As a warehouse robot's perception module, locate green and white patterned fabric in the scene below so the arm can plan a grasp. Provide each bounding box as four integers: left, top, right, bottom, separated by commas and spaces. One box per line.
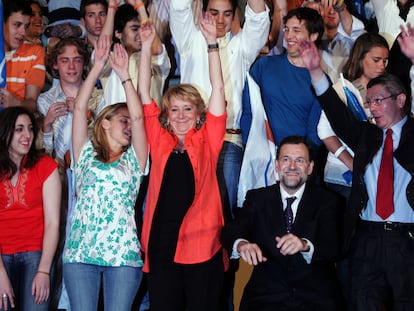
64, 141, 148, 267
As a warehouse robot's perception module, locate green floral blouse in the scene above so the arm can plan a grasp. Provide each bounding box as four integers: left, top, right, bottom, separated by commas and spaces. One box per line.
64, 141, 148, 267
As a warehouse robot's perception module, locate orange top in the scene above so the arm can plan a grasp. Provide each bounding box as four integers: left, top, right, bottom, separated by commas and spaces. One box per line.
6, 43, 45, 99
141, 100, 227, 272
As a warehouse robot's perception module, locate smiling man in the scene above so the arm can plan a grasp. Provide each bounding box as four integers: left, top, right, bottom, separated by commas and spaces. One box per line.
241, 7, 324, 167
222, 135, 345, 311
1, 0, 45, 112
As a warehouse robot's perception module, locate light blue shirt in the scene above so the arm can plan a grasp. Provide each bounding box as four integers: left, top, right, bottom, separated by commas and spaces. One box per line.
361, 116, 414, 222
312, 75, 413, 222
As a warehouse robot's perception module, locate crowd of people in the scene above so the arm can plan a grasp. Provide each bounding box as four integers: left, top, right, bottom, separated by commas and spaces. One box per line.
1, 0, 414, 310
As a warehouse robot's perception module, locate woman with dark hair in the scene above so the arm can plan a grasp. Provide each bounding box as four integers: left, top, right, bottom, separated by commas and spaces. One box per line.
62, 36, 148, 311
0, 107, 61, 311
138, 16, 227, 311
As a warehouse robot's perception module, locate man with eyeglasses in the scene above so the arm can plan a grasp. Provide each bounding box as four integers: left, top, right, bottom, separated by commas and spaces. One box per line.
301, 38, 414, 310
222, 135, 345, 311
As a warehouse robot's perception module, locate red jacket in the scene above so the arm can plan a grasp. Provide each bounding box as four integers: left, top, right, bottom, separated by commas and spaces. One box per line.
141, 101, 227, 272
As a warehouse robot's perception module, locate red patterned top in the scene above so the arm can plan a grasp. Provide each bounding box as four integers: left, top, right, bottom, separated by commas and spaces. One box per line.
0, 156, 57, 254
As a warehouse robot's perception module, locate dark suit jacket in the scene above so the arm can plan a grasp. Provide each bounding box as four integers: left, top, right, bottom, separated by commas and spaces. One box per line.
222, 183, 344, 311
317, 85, 414, 249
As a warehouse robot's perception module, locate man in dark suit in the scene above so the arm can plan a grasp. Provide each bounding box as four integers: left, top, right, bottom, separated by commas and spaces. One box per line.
222, 136, 344, 311
301, 38, 414, 310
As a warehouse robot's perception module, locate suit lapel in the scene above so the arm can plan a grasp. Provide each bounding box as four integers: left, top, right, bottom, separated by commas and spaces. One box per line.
265, 183, 287, 236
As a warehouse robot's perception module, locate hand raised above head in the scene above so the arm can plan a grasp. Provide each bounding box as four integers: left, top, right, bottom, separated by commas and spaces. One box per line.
199, 11, 217, 44
398, 23, 414, 64
94, 35, 111, 67
139, 21, 156, 50
110, 44, 130, 80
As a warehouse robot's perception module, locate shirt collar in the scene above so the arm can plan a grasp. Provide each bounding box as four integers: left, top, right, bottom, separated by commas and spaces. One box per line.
385, 115, 407, 146
280, 182, 306, 205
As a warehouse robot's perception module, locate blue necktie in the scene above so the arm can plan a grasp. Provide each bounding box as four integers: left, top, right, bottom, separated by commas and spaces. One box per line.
285, 197, 296, 233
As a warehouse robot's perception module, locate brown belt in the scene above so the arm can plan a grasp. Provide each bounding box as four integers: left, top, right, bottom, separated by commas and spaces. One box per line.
226, 129, 241, 134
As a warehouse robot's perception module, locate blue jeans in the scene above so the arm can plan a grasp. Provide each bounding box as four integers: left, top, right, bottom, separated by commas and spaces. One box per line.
63, 263, 142, 311
217, 141, 243, 221
1, 251, 50, 311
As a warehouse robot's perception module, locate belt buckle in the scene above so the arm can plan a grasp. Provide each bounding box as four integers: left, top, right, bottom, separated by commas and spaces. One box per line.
384, 221, 394, 231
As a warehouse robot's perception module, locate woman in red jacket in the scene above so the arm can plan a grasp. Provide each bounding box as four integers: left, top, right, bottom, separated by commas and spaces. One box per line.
138, 16, 227, 311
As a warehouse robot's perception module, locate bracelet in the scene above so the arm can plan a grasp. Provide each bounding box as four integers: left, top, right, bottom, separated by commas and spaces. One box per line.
108, 4, 118, 11
208, 48, 219, 53
134, 1, 145, 10
37, 270, 50, 276
121, 78, 132, 85
207, 43, 219, 52
334, 145, 346, 158
140, 18, 151, 26
334, 0, 345, 11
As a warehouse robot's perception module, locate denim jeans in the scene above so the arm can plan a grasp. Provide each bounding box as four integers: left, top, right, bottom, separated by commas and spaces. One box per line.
217, 141, 243, 222
63, 262, 142, 311
1, 251, 50, 311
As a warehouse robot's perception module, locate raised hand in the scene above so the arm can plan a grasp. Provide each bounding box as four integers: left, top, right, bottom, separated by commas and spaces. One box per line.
299, 40, 325, 82
199, 11, 217, 45
139, 21, 156, 51
110, 43, 130, 81
94, 35, 111, 69
398, 23, 414, 64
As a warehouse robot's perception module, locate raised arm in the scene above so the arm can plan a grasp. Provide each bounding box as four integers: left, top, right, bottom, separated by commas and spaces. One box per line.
110, 43, 148, 171
300, 40, 325, 83
398, 23, 414, 115
127, 0, 163, 55
138, 22, 156, 105
100, 0, 121, 42
247, 0, 266, 13
398, 23, 414, 64
72, 36, 110, 164
199, 13, 225, 116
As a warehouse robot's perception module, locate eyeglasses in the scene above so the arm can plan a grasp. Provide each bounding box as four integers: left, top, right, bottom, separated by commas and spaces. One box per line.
279, 156, 307, 166
365, 94, 397, 107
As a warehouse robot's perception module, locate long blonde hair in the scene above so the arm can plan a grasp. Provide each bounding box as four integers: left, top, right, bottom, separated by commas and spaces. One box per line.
92, 103, 128, 162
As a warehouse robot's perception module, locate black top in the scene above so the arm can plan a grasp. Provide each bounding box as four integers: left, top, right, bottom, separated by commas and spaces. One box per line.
148, 150, 195, 266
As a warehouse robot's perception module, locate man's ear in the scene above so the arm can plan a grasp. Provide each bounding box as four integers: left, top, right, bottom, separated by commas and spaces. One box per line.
307, 160, 314, 176
310, 32, 319, 42
396, 93, 407, 109
114, 30, 122, 41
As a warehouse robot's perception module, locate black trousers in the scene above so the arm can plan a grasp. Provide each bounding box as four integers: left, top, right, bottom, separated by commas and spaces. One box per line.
147, 250, 224, 311
349, 220, 414, 311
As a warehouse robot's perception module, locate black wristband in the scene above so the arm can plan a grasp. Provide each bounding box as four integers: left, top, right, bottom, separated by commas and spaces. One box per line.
207, 43, 219, 51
